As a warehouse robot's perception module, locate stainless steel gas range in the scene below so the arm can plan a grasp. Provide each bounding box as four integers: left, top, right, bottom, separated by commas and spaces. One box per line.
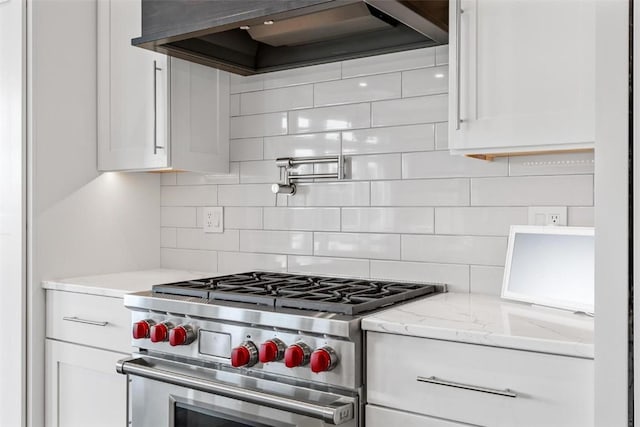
117, 272, 444, 427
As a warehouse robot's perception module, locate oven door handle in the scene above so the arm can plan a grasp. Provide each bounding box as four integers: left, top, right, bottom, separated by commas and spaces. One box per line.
116, 357, 354, 425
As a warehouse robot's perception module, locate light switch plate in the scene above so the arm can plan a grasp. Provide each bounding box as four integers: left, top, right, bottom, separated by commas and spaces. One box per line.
203, 207, 223, 233
528, 206, 567, 226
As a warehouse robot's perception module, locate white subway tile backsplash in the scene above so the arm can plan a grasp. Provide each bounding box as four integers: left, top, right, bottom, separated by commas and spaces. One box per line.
264, 132, 340, 159
434, 122, 449, 150
224, 207, 263, 229
508, 151, 595, 176
371, 179, 469, 206
342, 48, 436, 78
568, 207, 595, 227
471, 175, 593, 206
435, 45, 449, 65
470, 265, 505, 295
240, 230, 313, 255
161, 46, 594, 297
263, 208, 340, 231
263, 62, 341, 89
342, 124, 434, 155
314, 73, 401, 107
342, 207, 434, 234
230, 74, 264, 94
435, 207, 528, 236
161, 172, 177, 186
218, 184, 277, 206
314, 232, 400, 260
230, 112, 288, 139
289, 103, 370, 134
230, 94, 240, 116
161, 185, 217, 206
289, 182, 370, 207
230, 138, 263, 162
403, 151, 508, 179
240, 85, 313, 115
218, 251, 287, 273
349, 154, 401, 180
161, 248, 217, 272
176, 228, 239, 251
196, 163, 241, 185
161, 207, 197, 227
402, 66, 448, 97
372, 95, 448, 127
240, 160, 280, 184
402, 235, 507, 266
288, 256, 369, 278
370, 260, 469, 293
161, 228, 177, 248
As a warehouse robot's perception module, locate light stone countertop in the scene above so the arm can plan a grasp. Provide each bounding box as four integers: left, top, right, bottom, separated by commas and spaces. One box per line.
362, 292, 594, 359
42, 268, 215, 298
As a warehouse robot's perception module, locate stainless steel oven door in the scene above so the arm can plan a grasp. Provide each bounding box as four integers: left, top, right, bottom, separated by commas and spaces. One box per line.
117, 355, 358, 427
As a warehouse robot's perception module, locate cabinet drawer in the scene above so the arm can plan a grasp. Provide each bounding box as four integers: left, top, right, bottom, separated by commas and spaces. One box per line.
366, 405, 466, 427
367, 332, 593, 427
46, 290, 131, 353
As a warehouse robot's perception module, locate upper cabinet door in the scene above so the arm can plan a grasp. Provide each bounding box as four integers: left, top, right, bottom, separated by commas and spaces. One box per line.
448, 0, 595, 155
98, 0, 169, 171
170, 58, 230, 174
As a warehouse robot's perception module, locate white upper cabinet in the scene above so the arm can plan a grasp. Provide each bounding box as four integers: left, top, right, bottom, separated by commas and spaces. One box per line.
448, 0, 595, 156
98, 0, 229, 173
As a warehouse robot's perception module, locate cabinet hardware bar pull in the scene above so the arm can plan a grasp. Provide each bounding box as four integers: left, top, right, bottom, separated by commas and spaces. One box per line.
417, 376, 517, 398
117, 357, 354, 425
63, 316, 109, 327
455, 0, 463, 130
153, 60, 164, 154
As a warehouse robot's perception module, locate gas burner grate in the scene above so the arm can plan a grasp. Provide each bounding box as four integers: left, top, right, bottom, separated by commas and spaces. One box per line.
152, 272, 441, 315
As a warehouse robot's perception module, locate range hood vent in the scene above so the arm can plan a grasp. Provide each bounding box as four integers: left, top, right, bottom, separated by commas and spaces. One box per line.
132, 0, 449, 76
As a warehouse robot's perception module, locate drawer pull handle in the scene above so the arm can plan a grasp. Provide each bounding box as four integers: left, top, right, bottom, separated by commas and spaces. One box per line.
416, 376, 517, 398
63, 316, 109, 327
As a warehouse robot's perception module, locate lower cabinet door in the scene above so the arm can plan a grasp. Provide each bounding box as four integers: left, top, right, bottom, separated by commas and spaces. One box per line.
46, 340, 128, 427
366, 405, 467, 427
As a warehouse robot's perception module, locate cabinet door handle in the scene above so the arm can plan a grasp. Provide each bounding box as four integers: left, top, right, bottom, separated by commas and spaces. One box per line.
455, 0, 463, 130
153, 60, 164, 155
417, 376, 517, 398
63, 316, 109, 327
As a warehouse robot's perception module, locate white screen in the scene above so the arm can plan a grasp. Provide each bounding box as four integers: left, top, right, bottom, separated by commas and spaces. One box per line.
504, 230, 594, 312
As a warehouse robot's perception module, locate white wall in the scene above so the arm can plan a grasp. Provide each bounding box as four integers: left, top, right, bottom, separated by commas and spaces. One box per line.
160, 46, 595, 293
0, 0, 26, 425
594, 0, 630, 425
27, 0, 160, 425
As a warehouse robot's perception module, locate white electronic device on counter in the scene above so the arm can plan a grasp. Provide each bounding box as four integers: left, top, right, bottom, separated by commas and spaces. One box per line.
501, 225, 595, 314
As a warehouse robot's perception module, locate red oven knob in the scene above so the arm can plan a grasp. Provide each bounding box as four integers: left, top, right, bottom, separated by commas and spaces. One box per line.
169, 325, 196, 347
259, 338, 286, 363
310, 347, 339, 373
284, 342, 311, 368
150, 322, 173, 343
132, 319, 155, 339
231, 341, 258, 367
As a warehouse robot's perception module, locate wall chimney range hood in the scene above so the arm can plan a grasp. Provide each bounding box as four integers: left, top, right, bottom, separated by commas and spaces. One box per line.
132, 0, 449, 76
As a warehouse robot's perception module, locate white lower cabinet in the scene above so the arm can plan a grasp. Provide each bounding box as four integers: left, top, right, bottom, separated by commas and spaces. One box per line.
366, 405, 467, 427
45, 290, 130, 427
45, 340, 128, 427
366, 332, 594, 427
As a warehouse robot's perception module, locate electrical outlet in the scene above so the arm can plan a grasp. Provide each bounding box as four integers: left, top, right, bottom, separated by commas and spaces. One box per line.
528, 207, 567, 226
203, 207, 223, 233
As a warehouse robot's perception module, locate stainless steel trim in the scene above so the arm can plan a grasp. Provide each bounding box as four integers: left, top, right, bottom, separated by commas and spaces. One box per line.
117, 357, 355, 425
289, 173, 339, 180
153, 60, 164, 154
62, 316, 108, 327
455, 0, 463, 131
416, 376, 517, 398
